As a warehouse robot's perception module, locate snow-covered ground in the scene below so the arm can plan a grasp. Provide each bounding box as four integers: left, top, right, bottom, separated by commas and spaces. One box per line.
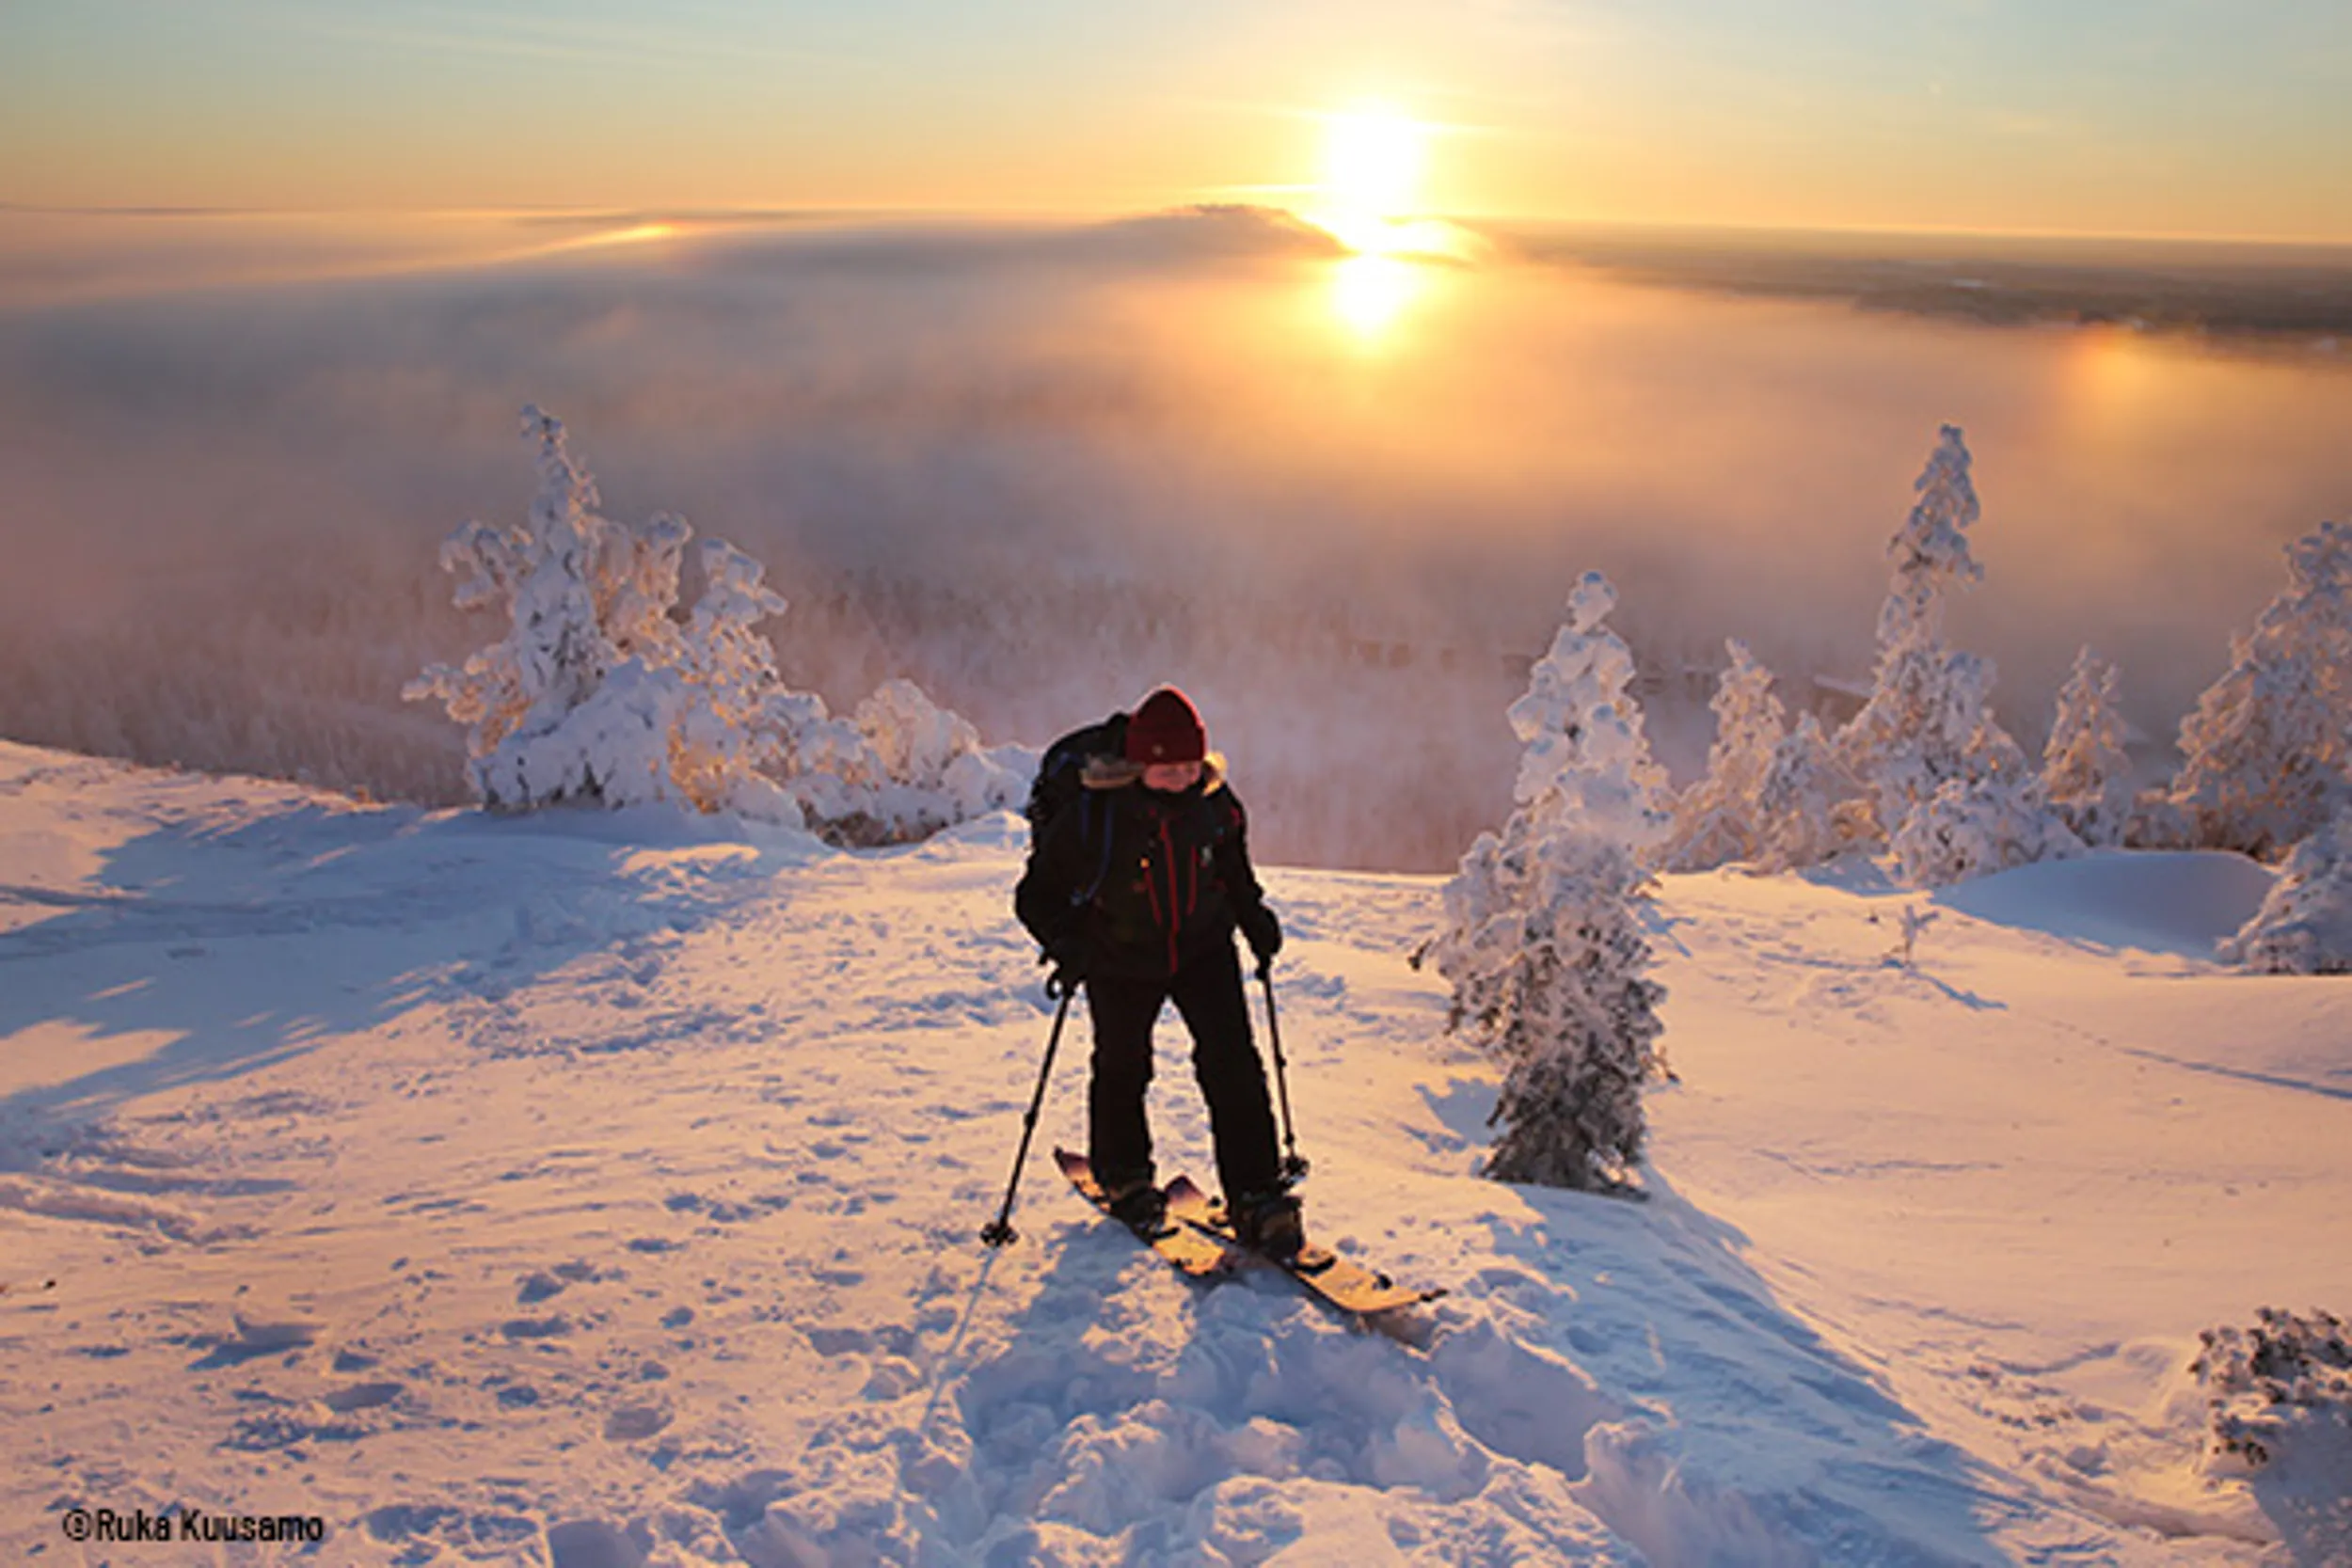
2, 738, 2344, 1566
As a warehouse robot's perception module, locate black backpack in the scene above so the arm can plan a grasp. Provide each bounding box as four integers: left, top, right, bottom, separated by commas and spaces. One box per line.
1025, 711, 1126, 840
1026, 711, 1128, 906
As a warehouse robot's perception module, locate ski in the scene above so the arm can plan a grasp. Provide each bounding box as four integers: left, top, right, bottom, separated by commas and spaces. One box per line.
1055, 1148, 1239, 1280
1162, 1181, 1445, 1318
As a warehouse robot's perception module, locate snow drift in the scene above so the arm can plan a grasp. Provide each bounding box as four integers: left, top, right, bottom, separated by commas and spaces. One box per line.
2, 740, 2344, 1565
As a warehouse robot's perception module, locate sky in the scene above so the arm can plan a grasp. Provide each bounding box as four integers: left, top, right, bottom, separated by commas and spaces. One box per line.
4, 0, 2349, 240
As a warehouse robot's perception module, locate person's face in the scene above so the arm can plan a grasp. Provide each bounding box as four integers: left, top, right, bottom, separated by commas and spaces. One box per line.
1141, 760, 1202, 793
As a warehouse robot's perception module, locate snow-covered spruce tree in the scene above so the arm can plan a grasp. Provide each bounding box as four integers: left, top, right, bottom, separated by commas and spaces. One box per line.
1423, 572, 1671, 1191
1890, 732, 2084, 887
1837, 425, 2076, 886
1661, 639, 1787, 872
2042, 645, 2135, 847
1840, 424, 2000, 839
2170, 520, 2352, 859
2221, 811, 2352, 974
1751, 712, 1849, 874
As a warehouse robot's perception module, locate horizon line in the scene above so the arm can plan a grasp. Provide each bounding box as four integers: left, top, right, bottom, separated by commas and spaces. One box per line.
8, 198, 2352, 253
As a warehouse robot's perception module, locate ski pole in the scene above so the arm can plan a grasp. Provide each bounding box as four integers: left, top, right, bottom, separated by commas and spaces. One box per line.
980, 979, 1076, 1248
1258, 960, 1310, 1186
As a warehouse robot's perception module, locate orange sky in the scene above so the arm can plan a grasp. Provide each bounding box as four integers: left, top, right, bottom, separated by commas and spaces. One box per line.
4, 1, 2349, 242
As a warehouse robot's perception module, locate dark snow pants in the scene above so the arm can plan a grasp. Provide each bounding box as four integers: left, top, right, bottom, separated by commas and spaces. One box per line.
1085, 937, 1281, 1203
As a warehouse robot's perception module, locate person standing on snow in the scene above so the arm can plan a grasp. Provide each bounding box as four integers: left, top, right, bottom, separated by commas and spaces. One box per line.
1014, 687, 1301, 1256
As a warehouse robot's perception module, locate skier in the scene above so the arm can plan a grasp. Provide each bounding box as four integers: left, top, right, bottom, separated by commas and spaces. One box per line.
1014, 687, 1301, 1256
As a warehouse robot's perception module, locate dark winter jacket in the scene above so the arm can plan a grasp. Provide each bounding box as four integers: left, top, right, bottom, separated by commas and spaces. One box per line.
1015, 754, 1272, 981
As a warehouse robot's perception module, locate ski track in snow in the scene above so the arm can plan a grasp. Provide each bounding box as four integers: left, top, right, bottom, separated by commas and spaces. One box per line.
1, 741, 2345, 1565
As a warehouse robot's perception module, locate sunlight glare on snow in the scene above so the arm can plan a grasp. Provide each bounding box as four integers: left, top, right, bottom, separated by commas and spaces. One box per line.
0, 1020, 184, 1099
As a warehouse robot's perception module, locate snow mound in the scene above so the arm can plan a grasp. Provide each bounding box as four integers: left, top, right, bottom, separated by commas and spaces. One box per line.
1933, 848, 2274, 957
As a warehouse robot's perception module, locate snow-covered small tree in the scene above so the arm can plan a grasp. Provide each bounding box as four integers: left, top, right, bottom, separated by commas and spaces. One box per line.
2170, 520, 2352, 859
668, 540, 806, 817
1422, 572, 1671, 1191
406, 405, 646, 809
1829, 425, 2075, 886
1890, 761, 2085, 887
1750, 712, 1850, 874
2221, 812, 2352, 974
2042, 645, 2135, 847
856, 679, 1028, 824
2193, 1307, 2352, 1475
1841, 425, 2008, 840
469, 657, 687, 812
1661, 639, 1787, 872
408, 405, 1023, 839
781, 678, 1028, 843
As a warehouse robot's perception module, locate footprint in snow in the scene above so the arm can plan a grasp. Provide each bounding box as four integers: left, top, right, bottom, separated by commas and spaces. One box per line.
517, 1272, 567, 1305
186, 1313, 321, 1370
602, 1403, 672, 1441
500, 1313, 573, 1339
547, 1517, 650, 1568
222, 1407, 366, 1450
861, 1357, 921, 1400
516, 1259, 623, 1303
366, 1505, 538, 1552
322, 1380, 405, 1413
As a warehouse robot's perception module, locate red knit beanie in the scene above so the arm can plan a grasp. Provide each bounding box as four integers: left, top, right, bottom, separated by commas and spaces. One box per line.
1125, 687, 1207, 765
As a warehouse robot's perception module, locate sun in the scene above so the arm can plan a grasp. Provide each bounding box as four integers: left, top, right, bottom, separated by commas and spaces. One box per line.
1321, 106, 1426, 220
1311, 106, 1433, 253
1299, 103, 1458, 346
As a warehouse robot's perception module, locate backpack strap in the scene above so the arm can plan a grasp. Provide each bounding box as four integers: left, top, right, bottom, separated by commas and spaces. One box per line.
1071, 789, 1117, 909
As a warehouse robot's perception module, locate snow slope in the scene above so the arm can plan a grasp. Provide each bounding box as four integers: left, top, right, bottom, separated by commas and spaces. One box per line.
1, 738, 2345, 1566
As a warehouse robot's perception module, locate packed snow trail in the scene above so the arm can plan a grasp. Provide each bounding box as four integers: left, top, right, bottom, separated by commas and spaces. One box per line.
2, 741, 2344, 1564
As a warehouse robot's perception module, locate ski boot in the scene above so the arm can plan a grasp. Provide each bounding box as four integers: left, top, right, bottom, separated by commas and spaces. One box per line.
1100, 1169, 1168, 1234
1230, 1187, 1305, 1259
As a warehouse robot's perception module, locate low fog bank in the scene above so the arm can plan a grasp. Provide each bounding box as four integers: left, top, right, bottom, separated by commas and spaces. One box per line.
1502, 222, 2352, 347
2, 211, 2346, 870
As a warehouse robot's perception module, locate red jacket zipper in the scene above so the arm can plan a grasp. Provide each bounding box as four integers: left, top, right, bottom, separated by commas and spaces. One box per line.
1158, 818, 1183, 974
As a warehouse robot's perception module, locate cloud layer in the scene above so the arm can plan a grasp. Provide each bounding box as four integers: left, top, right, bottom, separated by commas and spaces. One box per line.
2, 210, 2346, 869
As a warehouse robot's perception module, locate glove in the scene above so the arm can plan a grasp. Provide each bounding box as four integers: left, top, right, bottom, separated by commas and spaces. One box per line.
1041, 932, 1091, 995
1237, 904, 1282, 972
